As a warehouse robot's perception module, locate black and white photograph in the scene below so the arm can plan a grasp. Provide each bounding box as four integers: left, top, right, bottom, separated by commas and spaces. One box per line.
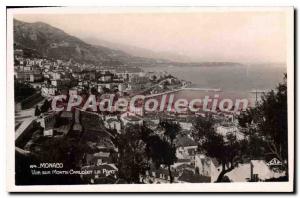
6, 6, 294, 192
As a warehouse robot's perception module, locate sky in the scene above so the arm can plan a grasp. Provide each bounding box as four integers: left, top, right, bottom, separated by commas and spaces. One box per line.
14, 11, 289, 63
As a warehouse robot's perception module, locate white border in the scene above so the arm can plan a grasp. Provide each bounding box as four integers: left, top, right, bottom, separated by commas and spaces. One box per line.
6, 7, 294, 192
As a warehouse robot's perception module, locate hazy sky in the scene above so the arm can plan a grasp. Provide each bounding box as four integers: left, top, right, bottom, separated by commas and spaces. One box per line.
14, 11, 288, 63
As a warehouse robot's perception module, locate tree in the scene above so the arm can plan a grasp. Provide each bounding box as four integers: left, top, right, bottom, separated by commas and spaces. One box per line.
113, 124, 148, 183
34, 105, 41, 116
200, 132, 245, 182
157, 120, 180, 183
112, 123, 178, 183
238, 74, 288, 172
160, 120, 181, 145
192, 115, 215, 144
145, 135, 177, 183
193, 115, 246, 182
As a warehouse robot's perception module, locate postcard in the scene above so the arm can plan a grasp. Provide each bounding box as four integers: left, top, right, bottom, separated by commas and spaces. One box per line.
6, 7, 294, 192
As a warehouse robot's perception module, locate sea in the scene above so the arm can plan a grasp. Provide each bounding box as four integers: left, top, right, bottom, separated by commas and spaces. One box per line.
143, 63, 287, 108
144, 63, 286, 93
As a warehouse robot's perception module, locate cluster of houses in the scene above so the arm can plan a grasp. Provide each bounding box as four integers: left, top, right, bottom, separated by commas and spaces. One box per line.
14, 51, 285, 184
34, 105, 285, 184
14, 52, 180, 102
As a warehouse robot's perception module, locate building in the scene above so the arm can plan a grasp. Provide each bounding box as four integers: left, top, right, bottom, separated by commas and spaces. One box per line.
98, 72, 113, 83
177, 169, 211, 183
69, 88, 78, 96
51, 78, 71, 87
15, 71, 30, 81
178, 121, 193, 130
40, 112, 57, 137
216, 123, 245, 140
51, 72, 62, 80
250, 160, 286, 181
120, 112, 143, 126
29, 73, 43, 82
41, 86, 57, 97
129, 106, 144, 116
194, 154, 211, 177
209, 158, 285, 182
174, 134, 198, 161
141, 166, 179, 184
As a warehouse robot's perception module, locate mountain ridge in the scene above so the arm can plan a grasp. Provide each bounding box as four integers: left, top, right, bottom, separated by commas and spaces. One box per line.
82, 37, 193, 63
14, 19, 165, 65
13, 19, 243, 67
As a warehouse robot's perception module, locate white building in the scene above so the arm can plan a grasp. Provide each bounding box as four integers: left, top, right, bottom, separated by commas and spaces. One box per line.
209, 158, 285, 182
216, 125, 245, 140
194, 154, 211, 177
251, 160, 286, 181
40, 112, 57, 137
51, 72, 61, 80
69, 89, 78, 96
179, 121, 193, 130
41, 86, 57, 97
120, 112, 143, 126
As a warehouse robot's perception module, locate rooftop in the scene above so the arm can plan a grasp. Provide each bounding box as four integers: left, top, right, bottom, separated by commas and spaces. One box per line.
124, 115, 141, 122
178, 170, 211, 183
174, 134, 197, 147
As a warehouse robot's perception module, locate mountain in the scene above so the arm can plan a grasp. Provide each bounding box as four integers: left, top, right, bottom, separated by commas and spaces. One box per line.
13, 19, 243, 67
83, 37, 192, 63
13, 19, 165, 65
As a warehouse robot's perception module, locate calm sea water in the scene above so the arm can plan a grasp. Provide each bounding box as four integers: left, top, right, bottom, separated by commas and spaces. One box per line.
144, 64, 286, 94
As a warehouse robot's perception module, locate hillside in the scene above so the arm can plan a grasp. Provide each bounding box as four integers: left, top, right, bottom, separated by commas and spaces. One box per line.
83, 37, 193, 63
13, 19, 242, 67
13, 19, 163, 65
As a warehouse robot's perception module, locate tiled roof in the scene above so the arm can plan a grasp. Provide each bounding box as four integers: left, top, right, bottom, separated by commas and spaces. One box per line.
174, 134, 197, 147
178, 170, 211, 183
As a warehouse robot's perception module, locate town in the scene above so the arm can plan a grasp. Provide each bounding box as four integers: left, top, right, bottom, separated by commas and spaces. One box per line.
14, 48, 286, 185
